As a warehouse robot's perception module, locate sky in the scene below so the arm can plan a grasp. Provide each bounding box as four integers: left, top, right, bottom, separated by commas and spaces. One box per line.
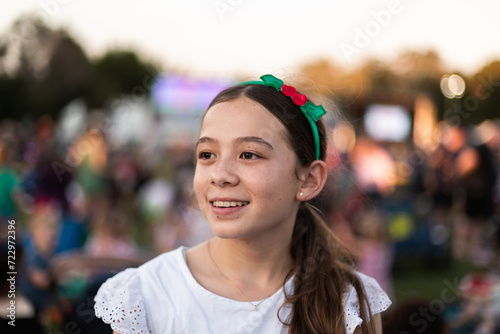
2, 0, 500, 79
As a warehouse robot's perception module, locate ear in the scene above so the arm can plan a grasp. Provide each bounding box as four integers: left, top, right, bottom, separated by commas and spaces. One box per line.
296, 160, 328, 201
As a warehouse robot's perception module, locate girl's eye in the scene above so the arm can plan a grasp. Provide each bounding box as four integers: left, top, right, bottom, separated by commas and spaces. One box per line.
198, 152, 215, 160
241, 152, 259, 160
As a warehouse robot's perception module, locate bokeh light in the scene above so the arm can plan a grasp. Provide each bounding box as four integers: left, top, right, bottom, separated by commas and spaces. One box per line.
440, 74, 466, 98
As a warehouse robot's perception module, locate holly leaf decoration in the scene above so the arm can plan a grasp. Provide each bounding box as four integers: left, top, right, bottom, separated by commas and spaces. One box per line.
260, 74, 284, 90
301, 102, 327, 122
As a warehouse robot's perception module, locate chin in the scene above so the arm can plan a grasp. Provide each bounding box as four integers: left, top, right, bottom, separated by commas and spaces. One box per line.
209, 225, 244, 239
207, 220, 252, 240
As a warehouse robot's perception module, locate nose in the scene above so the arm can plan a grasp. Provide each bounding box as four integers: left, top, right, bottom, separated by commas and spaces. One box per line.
210, 159, 239, 187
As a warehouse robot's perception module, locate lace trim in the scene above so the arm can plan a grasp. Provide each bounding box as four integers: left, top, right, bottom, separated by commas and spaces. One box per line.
94, 268, 152, 334
344, 273, 392, 334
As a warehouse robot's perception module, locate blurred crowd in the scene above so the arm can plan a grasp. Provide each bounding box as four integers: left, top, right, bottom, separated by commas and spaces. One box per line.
0, 112, 213, 332
1, 111, 500, 333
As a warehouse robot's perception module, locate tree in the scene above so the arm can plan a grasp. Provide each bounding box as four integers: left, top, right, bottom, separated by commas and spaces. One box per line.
299, 58, 347, 95
0, 15, 91, 120
87, 50, 159, 108
388, 50, 446, 82
466, 60, 500, 123
0, 15, 160, 120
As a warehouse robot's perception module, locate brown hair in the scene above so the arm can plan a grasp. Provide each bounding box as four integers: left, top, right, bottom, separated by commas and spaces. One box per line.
207, 83, 375, 334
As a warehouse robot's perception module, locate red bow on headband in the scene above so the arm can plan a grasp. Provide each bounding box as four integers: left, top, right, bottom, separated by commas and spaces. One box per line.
281, 85, 307, 106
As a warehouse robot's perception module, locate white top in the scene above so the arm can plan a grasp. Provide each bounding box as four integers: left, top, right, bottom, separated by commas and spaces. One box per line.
94, 247, 391, 334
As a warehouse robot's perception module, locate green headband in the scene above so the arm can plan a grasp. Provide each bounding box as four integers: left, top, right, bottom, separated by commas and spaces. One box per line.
238, 74, 326, 160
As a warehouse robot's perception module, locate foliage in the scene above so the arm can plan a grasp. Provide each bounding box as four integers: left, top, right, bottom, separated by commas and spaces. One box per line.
299, 51, 499, 125
0, 16, 158, 120
0, 14, 498, 125
87, 50, 158, 108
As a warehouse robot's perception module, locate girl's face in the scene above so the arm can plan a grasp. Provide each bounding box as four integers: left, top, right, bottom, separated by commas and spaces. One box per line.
194, 97, 303, 241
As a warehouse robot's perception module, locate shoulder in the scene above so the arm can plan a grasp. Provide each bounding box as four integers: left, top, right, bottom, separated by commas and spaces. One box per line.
353, 271, 392, 309
343, 271, 392, 334
94, 267, 149, 334
94, 247, 188, 334
97, 246, 186, 290
96, 246, 188, 294
140, 246, 187, 272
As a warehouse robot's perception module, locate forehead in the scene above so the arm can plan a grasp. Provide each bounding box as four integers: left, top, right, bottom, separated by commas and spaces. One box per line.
200, 97, 289, 142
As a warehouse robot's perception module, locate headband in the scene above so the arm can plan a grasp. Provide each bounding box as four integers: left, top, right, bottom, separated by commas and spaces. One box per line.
238, 74, 326, 160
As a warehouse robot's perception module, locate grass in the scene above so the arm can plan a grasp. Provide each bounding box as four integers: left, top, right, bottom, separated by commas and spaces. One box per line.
392, 254, 481, 303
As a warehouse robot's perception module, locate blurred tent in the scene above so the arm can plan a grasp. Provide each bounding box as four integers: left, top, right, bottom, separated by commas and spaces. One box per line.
150, 74, 233, 144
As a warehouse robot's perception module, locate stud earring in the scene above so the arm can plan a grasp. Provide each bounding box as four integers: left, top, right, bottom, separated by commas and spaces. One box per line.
299, 192, 303, 196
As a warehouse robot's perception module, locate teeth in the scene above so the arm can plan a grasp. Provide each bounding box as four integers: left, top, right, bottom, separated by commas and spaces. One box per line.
212, 201, 249, 208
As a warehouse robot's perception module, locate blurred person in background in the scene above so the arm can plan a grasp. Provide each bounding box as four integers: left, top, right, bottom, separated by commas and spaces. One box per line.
383, 297, 449, 334
22, 115, 72, 214
55, 180, 89, 254
476, 273, 500, 334
454, 122, 497, 264
355, 209, 394, 296
19, 198, 60, 322
320, 161, 360, 252
136, 172, 178, 252
348, 136, 397, 202
17, 116, 91, 258
484, 120, 500, 269
85, 202, 138, 259
450, 271, 500, 333
70, 127, 109, 211
0, 121, 21, 221
0, 240, 45, 333
424, 122, 469, 259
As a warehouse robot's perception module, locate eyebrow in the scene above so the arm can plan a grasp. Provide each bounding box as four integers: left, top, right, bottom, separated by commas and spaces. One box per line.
237, 136, 274, 150
196, 136, 274, 150
196, 136, 216, 148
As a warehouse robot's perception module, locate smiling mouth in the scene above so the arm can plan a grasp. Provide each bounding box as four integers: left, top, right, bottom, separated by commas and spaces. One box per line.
211, 201, 250, 208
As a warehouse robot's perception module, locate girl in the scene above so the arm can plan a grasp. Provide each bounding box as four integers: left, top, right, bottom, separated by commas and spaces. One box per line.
94, 74, 391, 333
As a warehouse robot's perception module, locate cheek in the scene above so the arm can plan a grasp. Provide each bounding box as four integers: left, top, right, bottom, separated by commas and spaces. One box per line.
193, 173, 201, 192
193, 174, 206, 203
251, 168, 296, 200
193, 165, 207, 189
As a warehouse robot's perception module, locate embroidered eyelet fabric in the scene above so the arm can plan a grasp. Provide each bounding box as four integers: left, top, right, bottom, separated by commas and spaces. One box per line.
94, 268, 151, 334
343, 272, 392, 334
94, 248, 391, 334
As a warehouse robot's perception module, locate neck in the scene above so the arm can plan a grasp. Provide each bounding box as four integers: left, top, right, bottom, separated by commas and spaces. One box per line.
209, 236, 294, 290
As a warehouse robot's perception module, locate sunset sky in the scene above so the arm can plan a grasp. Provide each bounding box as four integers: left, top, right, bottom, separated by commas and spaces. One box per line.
2, 0, 500, 78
